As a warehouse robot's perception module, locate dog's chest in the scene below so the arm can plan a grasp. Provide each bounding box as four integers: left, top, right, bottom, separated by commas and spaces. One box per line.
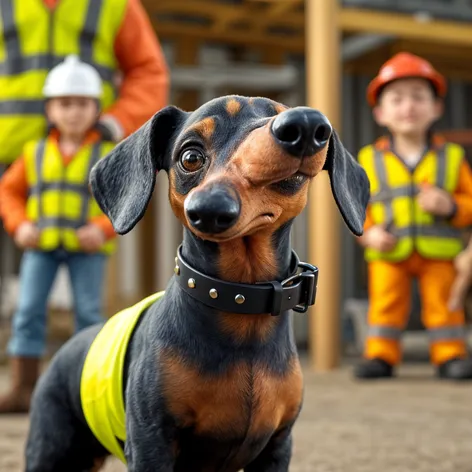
162, 354, 303, 442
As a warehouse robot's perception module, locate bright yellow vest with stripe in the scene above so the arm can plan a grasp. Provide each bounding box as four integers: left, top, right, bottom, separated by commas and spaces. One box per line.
0, 0, 128, 164
359, 143, 464, 262
81, 291, 165, 464
24, 136, 116, 254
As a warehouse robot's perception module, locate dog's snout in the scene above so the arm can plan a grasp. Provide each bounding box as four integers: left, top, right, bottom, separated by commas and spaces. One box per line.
185, 186, 240, 234
270, 107, 332, 158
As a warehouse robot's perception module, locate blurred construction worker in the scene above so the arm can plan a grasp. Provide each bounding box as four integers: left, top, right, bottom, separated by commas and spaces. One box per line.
0, 0, 169, 336
0, 56, 117, 413
0, 0, 168, 161
355, 52, 472, 380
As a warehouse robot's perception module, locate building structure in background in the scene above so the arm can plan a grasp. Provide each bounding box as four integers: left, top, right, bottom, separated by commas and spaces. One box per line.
4, 0, 472, 371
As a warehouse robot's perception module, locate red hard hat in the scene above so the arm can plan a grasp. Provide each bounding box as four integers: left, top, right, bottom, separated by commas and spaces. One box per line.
367, 52, 447, 107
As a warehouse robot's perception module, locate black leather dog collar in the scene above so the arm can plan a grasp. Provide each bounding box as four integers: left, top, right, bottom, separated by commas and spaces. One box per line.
173, 245, 318, 316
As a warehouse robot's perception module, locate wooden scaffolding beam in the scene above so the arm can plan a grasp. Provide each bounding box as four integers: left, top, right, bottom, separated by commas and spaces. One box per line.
306, 0, 341, 371
144, 1, 472, 56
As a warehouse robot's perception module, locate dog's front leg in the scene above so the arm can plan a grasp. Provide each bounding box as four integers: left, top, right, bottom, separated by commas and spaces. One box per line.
125, 398, 176, 472
125, 365, 176, 472
244, 427, 293, 472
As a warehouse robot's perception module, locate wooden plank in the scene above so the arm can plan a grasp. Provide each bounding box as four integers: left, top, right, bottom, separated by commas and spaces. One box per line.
306, 0, 341, 371
104, 250, 118, 317
145, 1, 472, 54
146, 0, 304, 52
151, 21, 304, 52
340, 7, 472, 47
137, 204, 157, 299
174, 39, 201, 111
441, 130, 472, 146
392, 39, 472, 63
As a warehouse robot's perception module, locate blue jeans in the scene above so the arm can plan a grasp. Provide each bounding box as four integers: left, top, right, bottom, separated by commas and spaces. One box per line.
7, 249, 107, 357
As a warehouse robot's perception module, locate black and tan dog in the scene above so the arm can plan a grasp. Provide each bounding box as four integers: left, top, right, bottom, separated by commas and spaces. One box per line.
25, 96, 369, 472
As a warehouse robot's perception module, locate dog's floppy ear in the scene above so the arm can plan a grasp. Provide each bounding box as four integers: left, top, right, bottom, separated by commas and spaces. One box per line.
90, 106, 186, 235
323, 130, 370, 236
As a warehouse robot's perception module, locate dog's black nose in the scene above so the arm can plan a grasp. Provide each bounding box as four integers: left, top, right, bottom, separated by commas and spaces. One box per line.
270, 107, 332, 158
185, 186, 240, 234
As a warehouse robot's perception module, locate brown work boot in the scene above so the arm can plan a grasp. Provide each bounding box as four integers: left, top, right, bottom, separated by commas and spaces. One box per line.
0, 357, 40, 414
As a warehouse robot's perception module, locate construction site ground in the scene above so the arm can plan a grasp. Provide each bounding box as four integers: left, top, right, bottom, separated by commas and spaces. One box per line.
1, 356, 471, 472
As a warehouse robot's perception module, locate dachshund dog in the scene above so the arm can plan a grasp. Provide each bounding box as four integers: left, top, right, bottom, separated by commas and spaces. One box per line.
25, 95, 369, 472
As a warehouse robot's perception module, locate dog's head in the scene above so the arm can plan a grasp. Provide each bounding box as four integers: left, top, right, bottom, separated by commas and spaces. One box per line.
90, 96, 369, 243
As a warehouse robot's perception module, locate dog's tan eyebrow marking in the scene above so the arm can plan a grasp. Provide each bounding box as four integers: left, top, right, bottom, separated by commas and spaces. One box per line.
226, 99, 241, 116
274, 103, 288, 114
188, 117, 215, 141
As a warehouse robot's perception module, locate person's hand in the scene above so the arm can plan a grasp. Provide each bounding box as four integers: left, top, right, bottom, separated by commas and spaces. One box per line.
77, 224, 105, 253
417, 184, 455, 217
14, 222, 40, 249
362, 225, 397, 252
97, 116, 124, 143
448, 249, 472, 311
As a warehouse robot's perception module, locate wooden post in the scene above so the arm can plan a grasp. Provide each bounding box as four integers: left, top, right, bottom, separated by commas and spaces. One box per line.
152, 40, 201, 292
104, 249, 119, 317
175, 40, 201, 110
306, 0, 341, 371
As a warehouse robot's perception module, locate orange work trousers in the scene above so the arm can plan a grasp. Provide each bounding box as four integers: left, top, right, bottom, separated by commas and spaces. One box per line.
365, 252, 466, 366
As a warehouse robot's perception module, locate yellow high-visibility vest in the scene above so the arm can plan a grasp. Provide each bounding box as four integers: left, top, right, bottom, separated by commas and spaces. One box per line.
24, 136, 116, 254
359, 143, 464, 262
0, 0, 128, 164
81, 291, 166, 464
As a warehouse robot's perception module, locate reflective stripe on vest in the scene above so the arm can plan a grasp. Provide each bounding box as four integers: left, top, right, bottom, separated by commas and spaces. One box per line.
367, 325, 465, 343
81, 291, 166, 464
24, 137, 116, 254
359, 143, 464, 262
0, 0, 127, 163
367, 325, 402, 340
428, 326, 466, 342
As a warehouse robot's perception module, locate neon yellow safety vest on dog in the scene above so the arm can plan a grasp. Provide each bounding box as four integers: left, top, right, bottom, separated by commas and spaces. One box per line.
80, 291, 165, 464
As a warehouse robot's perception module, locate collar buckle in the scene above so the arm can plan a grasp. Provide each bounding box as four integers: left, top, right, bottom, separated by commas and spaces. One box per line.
269, 262, 318, 316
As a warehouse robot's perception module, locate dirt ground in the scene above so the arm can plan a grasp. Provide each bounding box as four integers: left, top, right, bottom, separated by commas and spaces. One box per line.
1, 360, 472, 472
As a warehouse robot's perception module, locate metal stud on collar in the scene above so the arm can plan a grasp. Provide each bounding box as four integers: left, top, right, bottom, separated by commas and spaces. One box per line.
174, 265, 180, 275
188, 278, 196, 288
209, 288, 218, 299
235, 294, 245, 304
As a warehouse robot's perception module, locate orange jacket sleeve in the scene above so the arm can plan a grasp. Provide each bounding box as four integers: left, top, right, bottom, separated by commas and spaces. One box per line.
90, 215, 116, 241
103, 0, 170, 137
450, 159, 472, 228
363, 205, 375, 232
355, 205, 374, 246
0, 157, 29, 235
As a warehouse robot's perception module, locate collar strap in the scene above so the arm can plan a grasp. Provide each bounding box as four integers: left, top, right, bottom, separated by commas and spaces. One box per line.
173, 245, 318, 316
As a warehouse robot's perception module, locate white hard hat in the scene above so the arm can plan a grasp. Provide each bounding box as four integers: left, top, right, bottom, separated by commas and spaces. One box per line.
43, 55, 103, 99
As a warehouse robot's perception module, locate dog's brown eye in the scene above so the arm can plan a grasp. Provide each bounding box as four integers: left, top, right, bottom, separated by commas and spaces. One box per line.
180, 149, 205, 173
